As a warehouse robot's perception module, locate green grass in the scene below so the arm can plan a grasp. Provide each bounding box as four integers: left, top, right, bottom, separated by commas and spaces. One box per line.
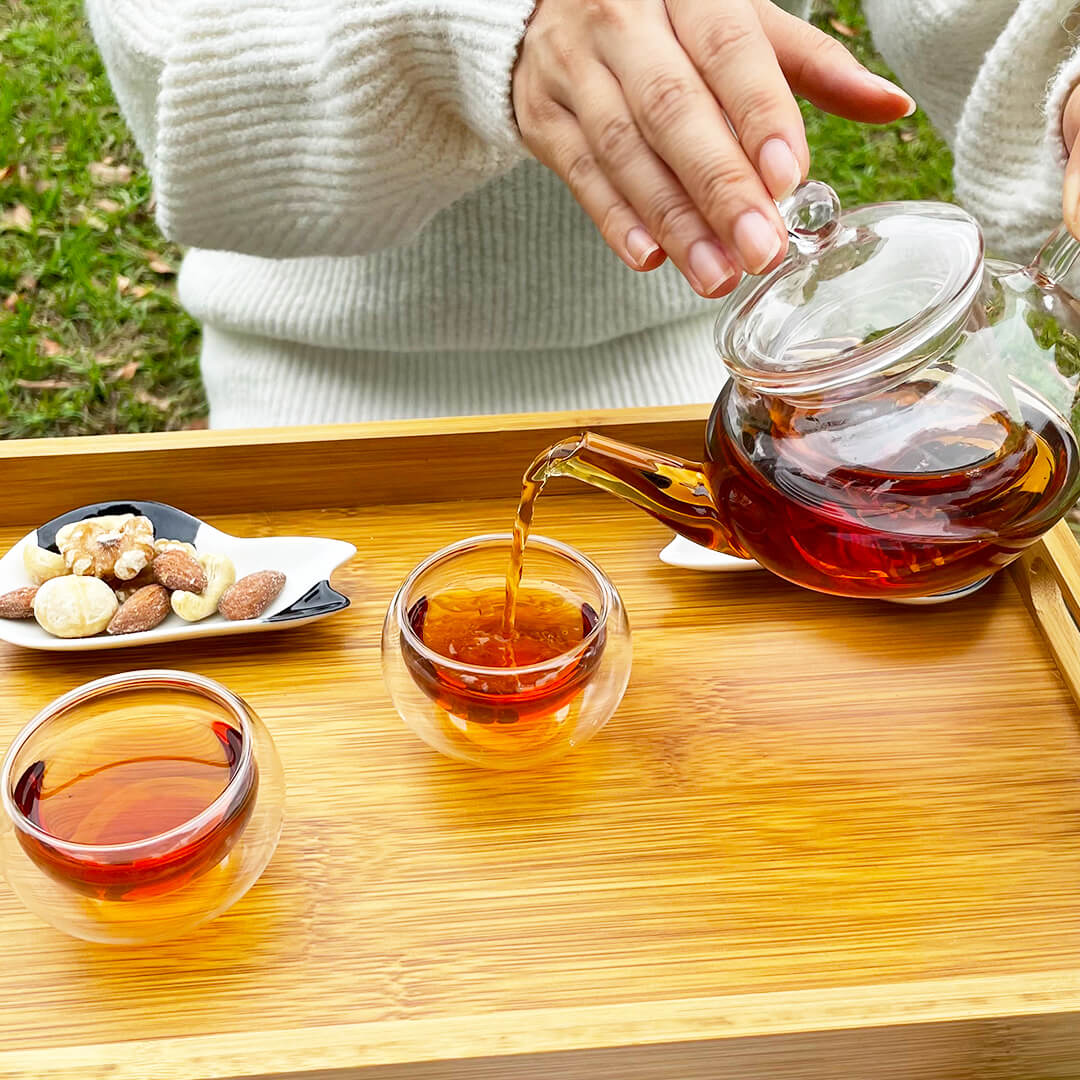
0, 0, 952, 439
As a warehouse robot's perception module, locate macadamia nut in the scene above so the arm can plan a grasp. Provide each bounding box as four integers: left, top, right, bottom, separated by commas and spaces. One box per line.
33, 576, 119, 637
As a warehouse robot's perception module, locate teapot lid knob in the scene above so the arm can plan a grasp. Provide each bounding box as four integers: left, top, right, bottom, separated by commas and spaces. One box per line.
780, 181, 842, 256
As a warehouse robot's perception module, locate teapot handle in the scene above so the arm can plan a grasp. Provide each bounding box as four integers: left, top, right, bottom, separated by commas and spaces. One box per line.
1029, 223, 1080, 286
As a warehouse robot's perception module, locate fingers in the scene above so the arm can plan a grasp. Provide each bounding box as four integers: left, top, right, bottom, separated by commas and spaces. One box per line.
573, 66, 739, 295
758, 2, 916, 124
603, 19, 788, 274
519, 96, 669, 275
669, 0, 808, 199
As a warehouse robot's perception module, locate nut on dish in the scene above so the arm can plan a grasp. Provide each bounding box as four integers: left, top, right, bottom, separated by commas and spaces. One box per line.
0, 586, 38, 619
22, 545, 67, 585
219, 570, 286, 620
33, 576, 119, 637
171, 553, 235, 622
56, 514, 156, 581
108, 584, 171, 635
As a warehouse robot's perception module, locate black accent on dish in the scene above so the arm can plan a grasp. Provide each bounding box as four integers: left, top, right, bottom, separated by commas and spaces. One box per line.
267, 580, 350, 623
37, 500, 201, 552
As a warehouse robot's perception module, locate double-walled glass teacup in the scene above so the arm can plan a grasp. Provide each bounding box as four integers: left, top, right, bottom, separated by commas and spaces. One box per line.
0, 670, 284, 944
382, 534, 632, 770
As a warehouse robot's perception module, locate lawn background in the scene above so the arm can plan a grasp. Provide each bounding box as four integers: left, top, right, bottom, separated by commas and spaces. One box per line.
0, 0, 953, 439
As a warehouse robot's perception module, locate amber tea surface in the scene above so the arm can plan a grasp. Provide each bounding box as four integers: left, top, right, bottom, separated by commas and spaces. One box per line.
403, 583, 603, 727
11, 686, 257, 900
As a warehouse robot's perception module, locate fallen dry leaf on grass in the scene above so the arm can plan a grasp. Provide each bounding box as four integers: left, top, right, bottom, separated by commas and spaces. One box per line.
82, 211, 109, 233
88, 161, 132, 185
147, 256, 175, 275
3, 293, 20, 311
16, 379, 77, 391
131, 285, 154, 299
0, 204, 32, 231
39, 338, 64, 358
94, 197, 123, 214
112, 361, 141, 381
0, 165, 13, 183
134, 389, 173, 411
116, 274, 131, 294
900, 130, 916, 143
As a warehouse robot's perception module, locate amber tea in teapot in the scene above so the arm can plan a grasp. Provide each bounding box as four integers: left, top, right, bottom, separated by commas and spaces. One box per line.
503, 182, 1080, 604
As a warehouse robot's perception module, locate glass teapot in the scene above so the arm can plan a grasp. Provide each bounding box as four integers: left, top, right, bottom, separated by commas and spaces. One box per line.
531, 182, 1080, 601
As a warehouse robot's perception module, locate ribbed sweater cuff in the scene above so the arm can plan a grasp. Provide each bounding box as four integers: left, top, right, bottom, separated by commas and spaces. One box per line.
153, 1, 534, 256
1046, 44, 1080, 167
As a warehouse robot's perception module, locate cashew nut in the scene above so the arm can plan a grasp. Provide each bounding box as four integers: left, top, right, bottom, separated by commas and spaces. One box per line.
155, 539, 198, 559
171, 553, 235, 622
22, 544, 68, 585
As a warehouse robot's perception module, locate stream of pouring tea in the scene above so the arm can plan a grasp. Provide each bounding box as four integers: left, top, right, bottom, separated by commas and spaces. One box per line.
503, 439, 581, 634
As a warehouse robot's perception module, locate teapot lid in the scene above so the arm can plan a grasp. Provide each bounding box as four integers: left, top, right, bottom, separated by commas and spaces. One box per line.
715, 181, 984, 400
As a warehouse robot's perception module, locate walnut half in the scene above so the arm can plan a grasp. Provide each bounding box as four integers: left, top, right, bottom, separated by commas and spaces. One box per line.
56, 514, 156, 581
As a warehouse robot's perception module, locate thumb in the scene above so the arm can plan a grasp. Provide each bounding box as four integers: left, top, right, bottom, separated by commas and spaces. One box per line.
757, 3, 916, 124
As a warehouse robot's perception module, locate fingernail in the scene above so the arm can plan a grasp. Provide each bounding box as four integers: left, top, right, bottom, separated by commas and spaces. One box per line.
626, 226, 660, 268
688, 239, 736, 296
861, 70, 917, 116
733, 211, 784, 275
759, 138, 803, 200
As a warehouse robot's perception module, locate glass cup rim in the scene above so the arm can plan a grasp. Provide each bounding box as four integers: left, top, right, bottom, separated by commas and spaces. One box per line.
394, 532, 613, 678
0, 669, 256, 859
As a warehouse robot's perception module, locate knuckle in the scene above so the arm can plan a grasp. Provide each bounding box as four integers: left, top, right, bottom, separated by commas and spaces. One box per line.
582, 0, 626, 30
564, 149, 599, 195
598, 199, 629, 239
531, 22, 576, 72
638, 70, 695, 129
593, 114, 640, 165
647, 190, 697, 242
727, 84, 775, 130
695, 159, 750, 210
699, 14, 755, 61
790, 32, 845, 87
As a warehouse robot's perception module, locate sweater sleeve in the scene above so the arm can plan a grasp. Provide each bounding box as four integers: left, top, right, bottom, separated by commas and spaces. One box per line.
861, 0, 1080, 263
84, 0, 535, 258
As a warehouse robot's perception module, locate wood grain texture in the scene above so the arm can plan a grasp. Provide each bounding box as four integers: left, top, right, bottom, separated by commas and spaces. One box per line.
0, 407, 706, 522
2, 417, 1080, 1080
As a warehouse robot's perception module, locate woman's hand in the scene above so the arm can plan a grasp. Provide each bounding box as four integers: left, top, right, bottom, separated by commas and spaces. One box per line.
1063, 84, 1080, 240
512, 0, 915, 297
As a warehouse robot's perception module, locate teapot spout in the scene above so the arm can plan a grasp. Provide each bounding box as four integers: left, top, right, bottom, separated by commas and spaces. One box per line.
1028, 222, 1080, 286
534, 432, 746, 556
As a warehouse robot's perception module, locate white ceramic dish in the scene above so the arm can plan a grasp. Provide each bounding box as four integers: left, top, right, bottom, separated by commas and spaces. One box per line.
657, 534, 991, 605
0, 500, 355, 651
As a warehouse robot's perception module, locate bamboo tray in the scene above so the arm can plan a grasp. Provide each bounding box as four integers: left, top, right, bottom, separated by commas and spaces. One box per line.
3, 406, 1080, 1080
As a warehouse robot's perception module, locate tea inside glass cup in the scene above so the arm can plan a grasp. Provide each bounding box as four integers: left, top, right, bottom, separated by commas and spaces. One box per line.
9, 682, 257, 900
382, 534, 632, 769
1, 670, 284, 943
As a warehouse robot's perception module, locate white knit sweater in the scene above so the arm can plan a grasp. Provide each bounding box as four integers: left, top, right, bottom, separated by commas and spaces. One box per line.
85, 0, 1080, 427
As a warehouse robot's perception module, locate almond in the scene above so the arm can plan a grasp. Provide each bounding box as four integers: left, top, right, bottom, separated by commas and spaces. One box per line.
0, 586, 38, 619
218, 570, 286, 621
107, 584, 170, 635
153, 549, 207, 593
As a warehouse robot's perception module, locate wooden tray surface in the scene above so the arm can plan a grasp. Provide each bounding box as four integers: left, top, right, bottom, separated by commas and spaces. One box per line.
2, 410, 1080, 1080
